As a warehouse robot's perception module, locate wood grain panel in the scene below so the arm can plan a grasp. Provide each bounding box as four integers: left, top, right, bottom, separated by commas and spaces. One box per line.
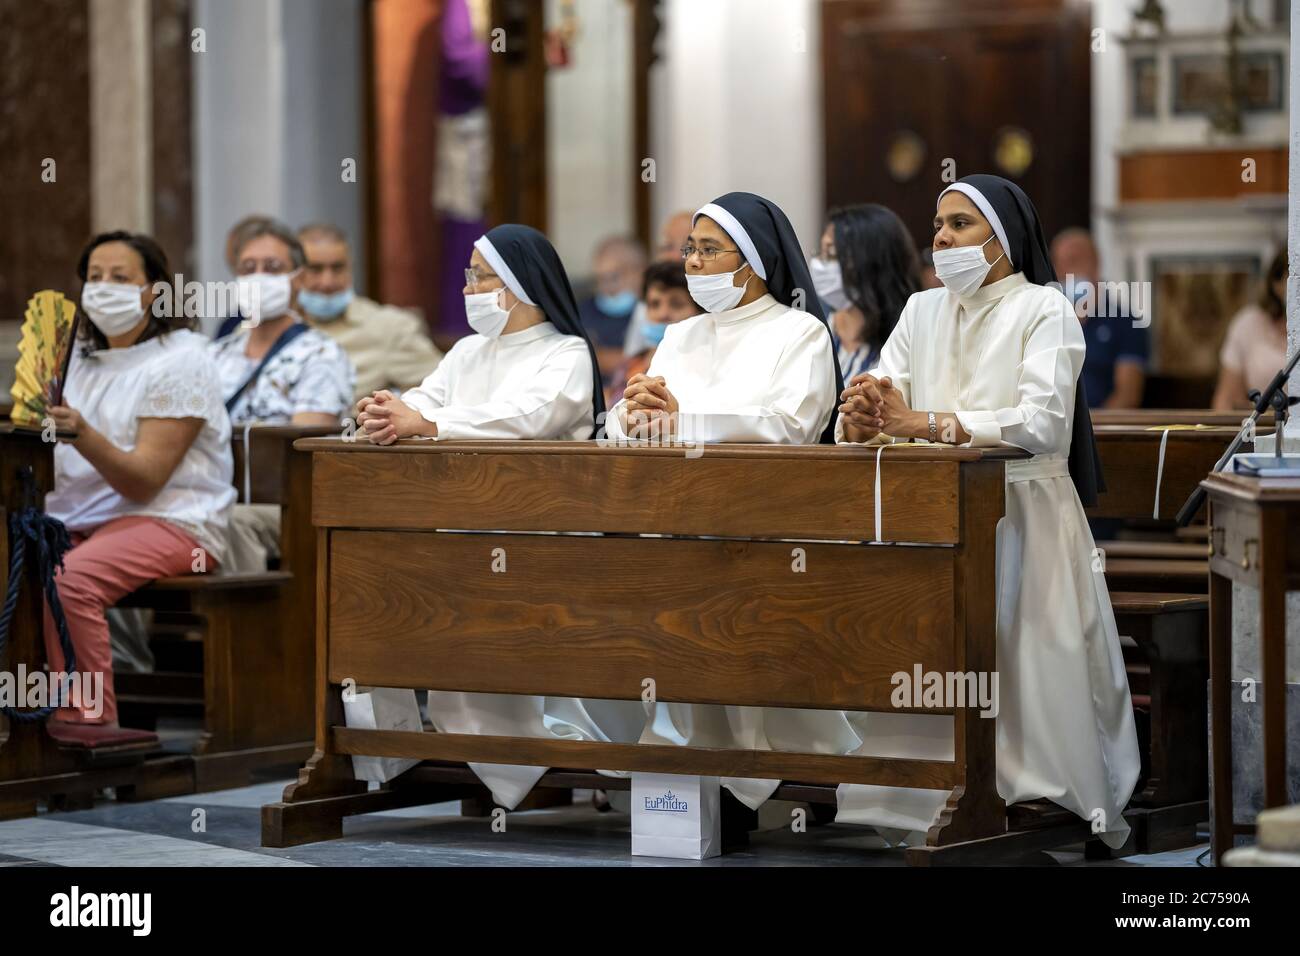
0, 0, 91, 320
1120, 148, 1287, 202
1088, 428, 1239, 521
327, 531, 956, 711
331, 728, 958, 789
308, 442, 967, 543
822, 0, 1091, 252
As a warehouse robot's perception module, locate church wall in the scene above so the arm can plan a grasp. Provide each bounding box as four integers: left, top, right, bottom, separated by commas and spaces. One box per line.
192, 0, 366, 331
649, 0, 824, 255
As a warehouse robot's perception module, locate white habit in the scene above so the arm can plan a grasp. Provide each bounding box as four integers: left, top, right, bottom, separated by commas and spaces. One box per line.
603, 293, 857, 810
399, 321, 593, 441
603, 293, 836, 444
365, 321, 599, 806
836, 272, 1140, 848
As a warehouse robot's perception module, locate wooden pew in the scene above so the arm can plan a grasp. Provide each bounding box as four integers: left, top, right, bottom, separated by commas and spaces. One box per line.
1083, 411, 1270, 850
262, 437, 1147, 864
114, 425, 335, 795
0, 426, 164, 816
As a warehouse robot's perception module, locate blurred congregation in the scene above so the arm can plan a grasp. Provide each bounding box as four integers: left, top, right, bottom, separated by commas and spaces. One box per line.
2, 0, 1291, 419
0, 0, 1295, 868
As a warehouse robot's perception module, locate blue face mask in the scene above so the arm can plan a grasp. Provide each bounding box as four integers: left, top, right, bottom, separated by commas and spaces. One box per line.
595, 290, 637, 317
299, 288, 354, 320
640, 317, 668, 347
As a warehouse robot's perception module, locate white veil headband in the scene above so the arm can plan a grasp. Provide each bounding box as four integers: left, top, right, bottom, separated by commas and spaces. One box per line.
473, 235, 537, 306
937, 183, 1014, 269
693, 202, 768, 281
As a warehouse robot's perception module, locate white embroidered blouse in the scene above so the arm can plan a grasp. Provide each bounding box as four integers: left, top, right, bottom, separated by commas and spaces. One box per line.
45, 329, 237, 567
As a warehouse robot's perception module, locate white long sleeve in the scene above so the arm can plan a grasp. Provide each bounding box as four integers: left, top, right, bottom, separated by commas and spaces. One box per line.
834, 279, 1083, 454
605, 295, 835, 445
398, 323, 595, 442
400, 358, 454, 420
952, 297, 1082, 453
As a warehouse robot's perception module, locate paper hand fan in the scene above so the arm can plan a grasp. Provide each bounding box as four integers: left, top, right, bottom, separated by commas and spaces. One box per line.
9, 290, 78, 428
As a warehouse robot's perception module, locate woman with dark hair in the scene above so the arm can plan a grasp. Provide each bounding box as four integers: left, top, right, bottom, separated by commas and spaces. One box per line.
1212, 248, 1289, 409
808, 203, 922, 382
42, 232, 235, 740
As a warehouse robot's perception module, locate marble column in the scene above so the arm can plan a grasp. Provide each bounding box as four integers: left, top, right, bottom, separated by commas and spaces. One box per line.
89, 0, 153, 234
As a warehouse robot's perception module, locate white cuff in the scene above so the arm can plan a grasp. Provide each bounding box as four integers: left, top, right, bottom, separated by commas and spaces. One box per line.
954, 410, 1002, 447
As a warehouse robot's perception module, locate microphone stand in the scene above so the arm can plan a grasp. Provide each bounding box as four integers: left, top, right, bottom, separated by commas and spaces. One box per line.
1174, 345, 1300, 527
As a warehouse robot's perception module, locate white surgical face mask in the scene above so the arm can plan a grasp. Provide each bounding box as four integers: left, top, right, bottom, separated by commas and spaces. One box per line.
932, 233, 1004, 297
808, 256, 849, 311
81, 282, 147, 336
236, 272, 295, 324
464, 288, 514, 338
686, 265, 751, 314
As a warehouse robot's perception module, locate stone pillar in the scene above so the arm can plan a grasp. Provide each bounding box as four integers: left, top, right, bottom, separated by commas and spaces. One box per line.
89, 0, 153, 234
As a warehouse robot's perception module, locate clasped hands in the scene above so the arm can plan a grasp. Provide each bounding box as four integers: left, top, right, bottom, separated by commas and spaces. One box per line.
622, 373, 679, 440
355, 391, 433, 445
838, 373, 924, 443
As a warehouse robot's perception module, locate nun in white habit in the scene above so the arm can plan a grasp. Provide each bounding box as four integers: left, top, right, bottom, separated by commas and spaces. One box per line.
601, 192, 863, 810
355, 223, 611, 809
835, 174, 1140, 848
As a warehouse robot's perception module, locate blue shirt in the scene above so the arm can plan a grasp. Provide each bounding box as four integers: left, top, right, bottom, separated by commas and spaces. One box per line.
578, 297, 634, 349
1079, 292, 1149, 408
832, 336, 877, 383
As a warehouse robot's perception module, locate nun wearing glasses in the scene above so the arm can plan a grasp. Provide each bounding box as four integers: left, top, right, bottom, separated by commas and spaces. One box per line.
603, 191, 841, 445
835, 174, 1139, 848
352, 224, 607, 809
602, 191, 859, 812
356, 223, 602, 444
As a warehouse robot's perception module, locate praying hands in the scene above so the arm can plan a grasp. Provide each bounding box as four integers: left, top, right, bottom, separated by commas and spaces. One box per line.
356, 390, 437, 445
838, 373, 917, 442
622, 373, 679, 440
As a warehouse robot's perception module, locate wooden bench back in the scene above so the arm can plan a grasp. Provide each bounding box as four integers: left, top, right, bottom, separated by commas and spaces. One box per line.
304, 440, 1017, 715
1087, 410, 1270, 522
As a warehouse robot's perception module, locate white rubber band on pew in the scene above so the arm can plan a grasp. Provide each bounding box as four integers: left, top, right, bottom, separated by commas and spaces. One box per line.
874, 444, 886, 542
1153, 427, 1170, 519
242, 421, 255, 505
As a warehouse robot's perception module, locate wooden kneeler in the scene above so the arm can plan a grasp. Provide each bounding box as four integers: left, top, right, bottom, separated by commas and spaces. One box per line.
261, 438, 1140, 863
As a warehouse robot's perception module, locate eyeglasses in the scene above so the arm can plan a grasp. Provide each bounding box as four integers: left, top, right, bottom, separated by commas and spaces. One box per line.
465, 267, 503, 290
237, 259, 292, 275
680, 244, 741, 263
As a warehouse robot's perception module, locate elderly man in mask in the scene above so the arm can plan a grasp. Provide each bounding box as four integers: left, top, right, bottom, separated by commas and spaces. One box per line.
297, 222, 443, 403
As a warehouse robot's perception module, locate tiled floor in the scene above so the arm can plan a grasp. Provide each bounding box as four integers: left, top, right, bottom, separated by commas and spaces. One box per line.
0, 779, 1212, 867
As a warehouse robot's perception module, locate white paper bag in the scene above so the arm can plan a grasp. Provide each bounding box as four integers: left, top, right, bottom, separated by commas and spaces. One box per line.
631, 773, 721, 859
342, 687, 423, 783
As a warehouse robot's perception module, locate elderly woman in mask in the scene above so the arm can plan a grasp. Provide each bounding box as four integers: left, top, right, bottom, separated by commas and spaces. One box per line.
836, 174, 1139, 849
351, 224, 606, 809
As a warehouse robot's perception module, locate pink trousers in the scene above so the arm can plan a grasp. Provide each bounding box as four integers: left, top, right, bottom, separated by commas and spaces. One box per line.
43, 516, 206, 725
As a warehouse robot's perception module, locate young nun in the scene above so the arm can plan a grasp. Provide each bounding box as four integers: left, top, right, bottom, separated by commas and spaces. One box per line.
602, 191, 860, 811
836, 174, 1139, 848
353, 224, 606, 807
603, 191, 842, 445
